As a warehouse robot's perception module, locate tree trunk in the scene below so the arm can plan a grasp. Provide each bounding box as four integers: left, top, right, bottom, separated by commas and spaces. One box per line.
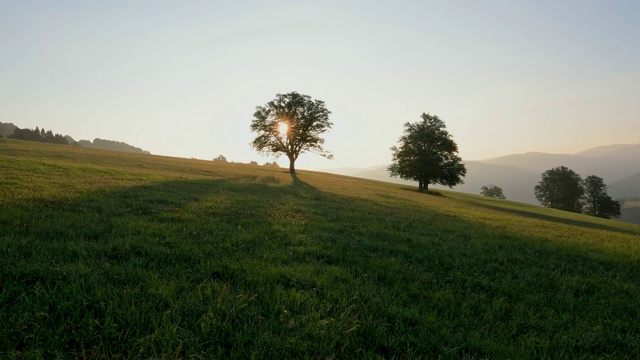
418, 178, 430, 192
288, 157, 296, 174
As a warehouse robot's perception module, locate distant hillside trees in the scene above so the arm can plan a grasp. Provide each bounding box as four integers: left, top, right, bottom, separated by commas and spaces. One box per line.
65, 136, 79, 146
250, 91, 333, 174
213, 155, 228, 162
583, 175, 621, 219
0, 122, 149, 154
263, 161, 279, 167
534, 166, 584, 213
480, 185, 506, 199
77, 138, 151, 154
534, 167, 621, 218
9, 126, 69, 145
388, 113, 466, 192
0, 122, 18, 138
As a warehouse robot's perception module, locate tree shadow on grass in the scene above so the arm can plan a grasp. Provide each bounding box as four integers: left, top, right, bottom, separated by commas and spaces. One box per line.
398, 186, 444, 197
2, 174, 640, 358
290, 172, 320, 191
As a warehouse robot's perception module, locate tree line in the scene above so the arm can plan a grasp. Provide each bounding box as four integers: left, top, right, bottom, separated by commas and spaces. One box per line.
9, 126, 69, 145
249, 92, 465, 191
2, 123, 152, 154
480, 168, 621, 219
534, 166, 621, 219
249, 91, 621, 221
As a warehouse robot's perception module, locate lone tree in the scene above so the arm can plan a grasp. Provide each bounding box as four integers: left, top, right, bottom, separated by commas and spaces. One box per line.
583, 175, 621, 219
250, 92, 333, 174
480, 184, 506, 199
388, 113, 466, 192
534, 166, 584, 212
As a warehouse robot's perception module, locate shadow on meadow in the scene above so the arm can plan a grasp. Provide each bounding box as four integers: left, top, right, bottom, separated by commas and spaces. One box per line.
1, 173, 640, 358
467, 198, 640, 236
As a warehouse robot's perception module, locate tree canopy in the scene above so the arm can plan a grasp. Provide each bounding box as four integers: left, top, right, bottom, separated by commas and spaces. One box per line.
0, 122, 17, 138
535, 168, 622, 218
250, 92, 333, 174
480, 184, 506, 199
9, 126, 69, 145
534, 166, 584, 213
583, 175, 621, 219
388, 113, 466, 192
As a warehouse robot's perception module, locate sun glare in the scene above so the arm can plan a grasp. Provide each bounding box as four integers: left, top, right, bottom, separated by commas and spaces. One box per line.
278, 122, 288, 136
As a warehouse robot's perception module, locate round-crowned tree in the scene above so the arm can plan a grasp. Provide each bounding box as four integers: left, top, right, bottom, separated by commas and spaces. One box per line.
534, 166, 584, 212
583, 175, 621, 219
250, 92, 333, 174
388, 113, 466, 192
481, 184, 506, 199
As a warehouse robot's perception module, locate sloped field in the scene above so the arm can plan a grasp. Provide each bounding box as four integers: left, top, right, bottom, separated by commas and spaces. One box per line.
1, 139, 639, 359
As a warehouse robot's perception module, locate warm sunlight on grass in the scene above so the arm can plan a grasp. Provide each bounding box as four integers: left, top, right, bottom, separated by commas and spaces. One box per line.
1, 138, 639, 358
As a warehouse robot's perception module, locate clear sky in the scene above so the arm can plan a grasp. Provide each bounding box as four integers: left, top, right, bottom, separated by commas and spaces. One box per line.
2, 0, 639, 170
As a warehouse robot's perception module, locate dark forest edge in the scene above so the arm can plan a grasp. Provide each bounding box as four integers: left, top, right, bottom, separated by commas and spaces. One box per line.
0, 121, 150, 154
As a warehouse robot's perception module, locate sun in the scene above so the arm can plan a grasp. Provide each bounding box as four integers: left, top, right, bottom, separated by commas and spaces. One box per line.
278, 122, 288, 136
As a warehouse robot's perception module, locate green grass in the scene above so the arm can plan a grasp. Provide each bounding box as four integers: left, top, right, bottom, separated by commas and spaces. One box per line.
1, 138, 640, 359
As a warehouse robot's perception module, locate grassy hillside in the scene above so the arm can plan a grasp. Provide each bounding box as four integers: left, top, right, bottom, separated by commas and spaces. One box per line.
1, 138, 640, 359
353, 163, 640, 225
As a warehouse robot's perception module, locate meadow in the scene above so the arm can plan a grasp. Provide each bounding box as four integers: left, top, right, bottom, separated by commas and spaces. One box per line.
1, 138, 639, 359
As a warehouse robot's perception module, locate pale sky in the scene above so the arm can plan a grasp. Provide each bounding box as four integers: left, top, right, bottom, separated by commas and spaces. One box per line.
1, 0, 639, 170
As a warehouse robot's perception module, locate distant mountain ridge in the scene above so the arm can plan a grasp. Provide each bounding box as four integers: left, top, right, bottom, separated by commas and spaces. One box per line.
575, 144, 640, 158
326, 144, 640, 224
609, 172, 640, 200
479, 146, 640, 185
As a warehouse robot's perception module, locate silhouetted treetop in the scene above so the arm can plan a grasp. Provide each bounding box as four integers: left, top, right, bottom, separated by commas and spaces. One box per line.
389, 113, 466, 192
9, 126, 69, 145
250, 92, 333, 174
481, 185, 506, 199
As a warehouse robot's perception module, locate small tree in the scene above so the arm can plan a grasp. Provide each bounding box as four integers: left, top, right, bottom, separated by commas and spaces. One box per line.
583, 175, 621, 219
213, 155, 227, 162
263, 161, 279, 167
250, 92, 333, 174
388, 113, 466, 192
534, 166, 584, 212
481, 184, 506, 199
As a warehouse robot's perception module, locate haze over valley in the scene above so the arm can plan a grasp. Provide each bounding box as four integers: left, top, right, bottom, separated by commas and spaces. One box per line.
328, 143, 640, 223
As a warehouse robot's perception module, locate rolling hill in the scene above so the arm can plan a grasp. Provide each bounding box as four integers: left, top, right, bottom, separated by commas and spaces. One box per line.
74, 137, 151, 154
0, 121, 150, 154
2, 137, 640, 358
354, 161, 541, 204
610, 171, 640, 200
344, 144, 640, 224
480, 144, 640, 186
